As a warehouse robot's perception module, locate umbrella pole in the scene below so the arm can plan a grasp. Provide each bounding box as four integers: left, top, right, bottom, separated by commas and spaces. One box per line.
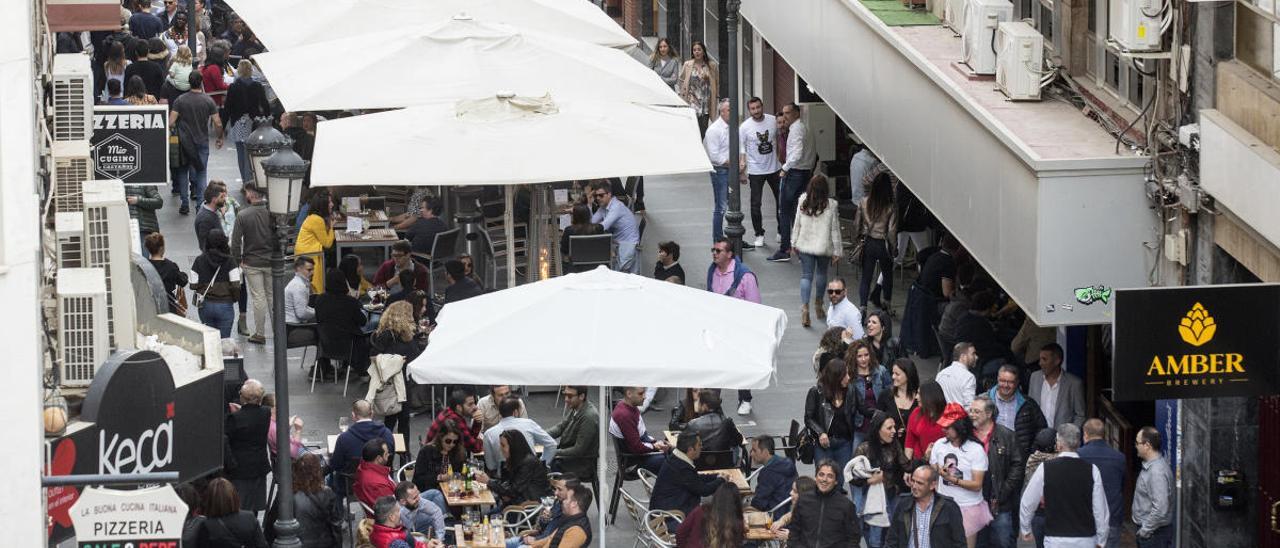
598, 385, 609, 548
505, 184, 517, 289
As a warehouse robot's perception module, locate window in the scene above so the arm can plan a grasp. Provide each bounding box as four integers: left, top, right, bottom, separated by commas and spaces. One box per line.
1235, 1, 1280, 81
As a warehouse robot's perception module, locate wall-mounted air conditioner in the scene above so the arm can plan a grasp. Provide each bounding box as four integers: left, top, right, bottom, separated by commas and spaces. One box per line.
1109, 0, 1163, 52
57, 268, 110, 387
996, 22, 1045, 101
52, 54, 93, 143
52, 140, 93, 213
55, 212, 86, 268
962, 0, 1014, 75
82, 179, 137, 350
945, 0, 968, 32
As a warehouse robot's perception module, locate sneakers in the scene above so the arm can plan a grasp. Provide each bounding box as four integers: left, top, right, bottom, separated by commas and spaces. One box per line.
247, 334, 266, 345
767, 250, 790, 263
178, 205, 190, 215
752, 235, 765, 248
737, 401, 752, 415
237, 316, 250, 336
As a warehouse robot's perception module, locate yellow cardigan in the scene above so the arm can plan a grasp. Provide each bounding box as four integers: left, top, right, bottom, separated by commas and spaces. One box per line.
294, 213, 335, 294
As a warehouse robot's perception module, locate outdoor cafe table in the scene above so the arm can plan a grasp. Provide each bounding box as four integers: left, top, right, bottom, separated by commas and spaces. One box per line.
334, 209, 390, 230
334, 227, 400, 268
443, 485, 497, 509
453, 524, 506, 548
700, 468, 751, 495
327, 433, 406, 454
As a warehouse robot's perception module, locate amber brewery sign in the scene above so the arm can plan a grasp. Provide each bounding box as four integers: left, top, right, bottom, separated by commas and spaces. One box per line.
1112, 284, 1280, 401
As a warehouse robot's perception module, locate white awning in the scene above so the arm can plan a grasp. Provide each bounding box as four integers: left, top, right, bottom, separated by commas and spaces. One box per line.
310, 95, 711, 187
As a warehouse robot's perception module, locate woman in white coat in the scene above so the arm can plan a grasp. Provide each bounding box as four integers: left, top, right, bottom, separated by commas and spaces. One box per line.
790, 173, 843, 327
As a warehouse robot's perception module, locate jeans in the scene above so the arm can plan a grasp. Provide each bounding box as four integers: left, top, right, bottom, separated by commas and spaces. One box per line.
710, 166, 729, 241
614, 241, 639, 274
242, 265, 272, 337
198, 301, 235, 338
814, 436, 854, 487
1031, 514, 1046, 548
422, 489, 447, 517
978, 510, 1015, 548
799, 253, 831, 305
1136, 525, 1173, 548
850, 431, 866, 509
637, 452, 666, 474
863, 494, 898, 548
1105, 525, 1123, 548
859, 238, 893, 307
235, 141, 252, 183
748, 172, 781, 237
174, 142, 210, 208
777, 169, 810, 252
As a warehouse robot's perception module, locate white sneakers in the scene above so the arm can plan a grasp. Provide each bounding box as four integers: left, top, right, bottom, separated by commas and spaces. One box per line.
752, 235, 765, 248
737, 401, 752, 415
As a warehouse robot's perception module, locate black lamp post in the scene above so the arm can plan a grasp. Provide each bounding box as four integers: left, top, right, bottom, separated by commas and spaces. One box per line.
261, 147, 309, 548
245, 120, 293, 186
725, 0, 746, 257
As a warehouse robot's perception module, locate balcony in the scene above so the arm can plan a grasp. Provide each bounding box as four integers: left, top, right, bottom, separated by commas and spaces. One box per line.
742, 0, 1157, 326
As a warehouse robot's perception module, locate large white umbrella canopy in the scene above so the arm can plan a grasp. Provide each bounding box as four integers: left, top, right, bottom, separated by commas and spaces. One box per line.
309, 94, 712, 187
253, 17, 680, 113
225, 0, 637, 50
407, 266, 787, 389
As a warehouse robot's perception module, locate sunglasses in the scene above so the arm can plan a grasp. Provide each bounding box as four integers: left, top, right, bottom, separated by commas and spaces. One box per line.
827, 289, 844, 294
442, 438, 458, 445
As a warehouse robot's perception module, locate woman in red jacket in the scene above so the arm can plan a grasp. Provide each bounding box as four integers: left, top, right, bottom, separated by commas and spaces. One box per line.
200, 44, 230, 107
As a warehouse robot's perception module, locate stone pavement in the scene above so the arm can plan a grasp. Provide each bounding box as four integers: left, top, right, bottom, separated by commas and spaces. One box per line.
157, 144, 942, 545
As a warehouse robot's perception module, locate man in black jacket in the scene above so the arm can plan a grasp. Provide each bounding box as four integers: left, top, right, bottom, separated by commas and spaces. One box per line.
971, 395, 1024, 548
224, 379, 271, 513
443, 259, 484, 304
684, 390, 744, 466
986, 365, 1048, 463
885, 464, 967, 548
194, 184, 225, 250
648, 431, 723, 516
788, 460, 860, 548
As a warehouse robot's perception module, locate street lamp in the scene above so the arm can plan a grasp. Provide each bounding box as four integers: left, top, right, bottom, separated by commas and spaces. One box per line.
725, 0, 746, 257
261, 147, 309, 548
245, 120, 292, 185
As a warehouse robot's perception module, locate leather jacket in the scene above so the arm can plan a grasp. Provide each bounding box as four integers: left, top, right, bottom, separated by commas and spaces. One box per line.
805, 385, 852, 438
685, 411, 744, 453
982, 424, 1025, 513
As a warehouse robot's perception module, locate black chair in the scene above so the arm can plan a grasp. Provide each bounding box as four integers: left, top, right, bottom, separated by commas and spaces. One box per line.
286, 322, 319, 373
314, 336, 355, 396
553, 454, 600, 499
608, 435, 663, 525
569, 234, 613, 271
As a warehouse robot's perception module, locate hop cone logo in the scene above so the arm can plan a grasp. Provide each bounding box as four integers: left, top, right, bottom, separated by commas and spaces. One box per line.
1178, 303, 1216, 347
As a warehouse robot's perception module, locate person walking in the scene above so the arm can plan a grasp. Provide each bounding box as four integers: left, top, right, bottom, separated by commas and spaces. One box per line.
857, 170, 898, 309
768, 103, 818, 263
805, 359, 855, 486
971, 395, 1023, 548
190, 229, 241, 338
1132, 426, 1174, 548
677, 40, 718, 137
230, 183, 273, 344
790, 173, 842, 327
1019, 423, 1110, 548
225, 380, 271, 513
884, 464, 967, 548
703, 99, 732, 243
125, 182, 163, 244
1078, 418, 1127, 548
741, 96, 781, 249
169, 70, 223, 215
706, 238, 760, 415
224, 59, 270, 184
929, 404, 991, 548
144, 233, 188, 315
786, 460, 860, 547
850, 413, 910, 548
649, 38, 680, 90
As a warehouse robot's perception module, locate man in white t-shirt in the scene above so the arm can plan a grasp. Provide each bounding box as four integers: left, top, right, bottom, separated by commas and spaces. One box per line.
738, 96, 780, 249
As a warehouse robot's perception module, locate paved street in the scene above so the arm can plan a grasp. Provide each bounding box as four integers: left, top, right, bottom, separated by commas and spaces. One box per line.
160, 144, 941, 544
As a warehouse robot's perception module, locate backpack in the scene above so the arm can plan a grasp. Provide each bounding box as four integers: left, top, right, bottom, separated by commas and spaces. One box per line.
705, 259, 756, 297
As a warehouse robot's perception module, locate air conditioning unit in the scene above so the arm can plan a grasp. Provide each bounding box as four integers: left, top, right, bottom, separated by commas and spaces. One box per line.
57, 268, 110, 387
962, 0, 1014, 75
52, 140, 93, 213
83, 179, 138, 350
945, 0, 968, 32
996, 22, 1045, 101
1109, 0, 1163, 51
55, 212, 86, 268
52, 53, 93, 143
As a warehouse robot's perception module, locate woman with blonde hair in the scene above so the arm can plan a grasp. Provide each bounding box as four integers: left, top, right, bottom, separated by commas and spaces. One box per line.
168, 45, 194, 93
677, 40, 718, 136
649, 37, 680, 90
371, 301, 422, 443
790, 173, 842, 327
224, 59, 271, 183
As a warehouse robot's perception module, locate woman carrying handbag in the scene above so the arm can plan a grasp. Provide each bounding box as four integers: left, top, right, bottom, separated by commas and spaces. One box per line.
856, 169, 898, 311
789, 173, 843, 327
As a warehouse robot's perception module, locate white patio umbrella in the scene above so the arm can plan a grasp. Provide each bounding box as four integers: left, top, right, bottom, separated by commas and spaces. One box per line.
225, 0, 636, 51
407, 266, 787, 546
309, 94, 711, 188
253, 16, 681, 113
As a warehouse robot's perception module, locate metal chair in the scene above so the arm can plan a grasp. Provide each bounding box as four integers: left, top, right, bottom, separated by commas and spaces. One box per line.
642, 509, 684, 548
617, 488, 650, 548
501, 501, 545, 538
636, 468, 657, 496
609, 435, 663, 524
568, 233, 613, 272
423, 227, 461, 296
396, 460, 416, 483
